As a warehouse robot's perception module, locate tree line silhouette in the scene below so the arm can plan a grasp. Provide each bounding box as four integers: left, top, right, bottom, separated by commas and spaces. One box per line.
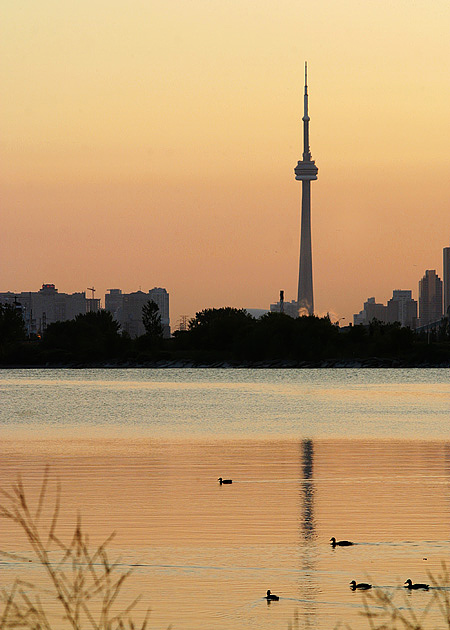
1, 301, 450, 366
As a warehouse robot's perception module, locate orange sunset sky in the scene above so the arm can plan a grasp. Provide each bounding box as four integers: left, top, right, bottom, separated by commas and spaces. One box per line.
2, 0, 450, 325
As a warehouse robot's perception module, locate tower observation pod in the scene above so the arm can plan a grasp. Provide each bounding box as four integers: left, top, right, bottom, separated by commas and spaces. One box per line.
294, 62, 318, 316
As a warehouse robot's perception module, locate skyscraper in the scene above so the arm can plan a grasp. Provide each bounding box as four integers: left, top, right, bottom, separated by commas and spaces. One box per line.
443, 246, 450, 317
387, 290, 417, 328
294, 62, 318, 316
419, 270, 443, 326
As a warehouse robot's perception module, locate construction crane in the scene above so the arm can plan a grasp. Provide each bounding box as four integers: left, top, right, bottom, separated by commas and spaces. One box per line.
87, 287, 95, 300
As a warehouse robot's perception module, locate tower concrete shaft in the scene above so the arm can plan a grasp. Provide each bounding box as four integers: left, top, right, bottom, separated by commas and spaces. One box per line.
294, 62, 318, 316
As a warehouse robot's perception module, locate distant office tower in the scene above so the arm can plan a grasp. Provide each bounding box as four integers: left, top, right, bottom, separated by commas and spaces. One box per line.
443, 247, 450, 317
294, 62, 318, 316
386, 290, 417, 329
0, 284, 87, 335
353, 297, 387, 326
105, 288, 170, 338
353, 310, 366, 326
418, 270, 443, 326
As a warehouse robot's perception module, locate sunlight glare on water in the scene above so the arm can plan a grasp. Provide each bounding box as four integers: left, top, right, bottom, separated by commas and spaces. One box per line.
1, 368, 450, 439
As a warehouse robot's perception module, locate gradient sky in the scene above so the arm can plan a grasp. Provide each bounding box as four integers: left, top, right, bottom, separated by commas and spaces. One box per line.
2, 0, 450, 325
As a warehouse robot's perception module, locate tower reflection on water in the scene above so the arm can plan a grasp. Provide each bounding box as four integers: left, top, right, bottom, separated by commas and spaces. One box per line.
299, 438, 318, 629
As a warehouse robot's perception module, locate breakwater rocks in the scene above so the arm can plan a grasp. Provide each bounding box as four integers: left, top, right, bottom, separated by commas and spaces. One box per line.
123, 358, 450, 368
4, 358, 450, 369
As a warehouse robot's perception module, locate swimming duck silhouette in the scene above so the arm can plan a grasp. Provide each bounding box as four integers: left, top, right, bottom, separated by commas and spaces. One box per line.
330, 537, 353, 547
264, 590, 279, 601
218, 478, 232, 485
350, 580, 372, 591
404, 579, 429, 590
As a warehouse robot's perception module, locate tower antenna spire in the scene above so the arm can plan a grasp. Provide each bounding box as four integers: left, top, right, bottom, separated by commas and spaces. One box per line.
302, 61, 310, 160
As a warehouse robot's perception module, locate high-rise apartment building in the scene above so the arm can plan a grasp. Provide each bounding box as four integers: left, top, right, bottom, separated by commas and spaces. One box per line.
1, 284, 171, 338
105, 288, 170, 338
418, 270, 443, 326
147, 287, 170, 334
105, 289, 123, 321
0, 284, 87, 335
443, 247, 450, 317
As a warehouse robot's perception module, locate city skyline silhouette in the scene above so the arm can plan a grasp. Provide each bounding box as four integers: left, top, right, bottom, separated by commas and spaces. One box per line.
1, 1, 449, 324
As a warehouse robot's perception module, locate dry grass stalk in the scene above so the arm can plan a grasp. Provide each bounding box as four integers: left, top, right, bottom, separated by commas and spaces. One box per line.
286, 566, 450, 630
358, 564, 450, 630
0, 467, 150, 630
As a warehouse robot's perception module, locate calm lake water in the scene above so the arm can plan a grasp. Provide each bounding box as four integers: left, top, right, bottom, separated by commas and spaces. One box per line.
1, 368, 450, 629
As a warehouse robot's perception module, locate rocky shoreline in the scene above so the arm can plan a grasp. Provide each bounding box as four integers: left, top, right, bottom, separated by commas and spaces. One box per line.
2, 358, 450, 369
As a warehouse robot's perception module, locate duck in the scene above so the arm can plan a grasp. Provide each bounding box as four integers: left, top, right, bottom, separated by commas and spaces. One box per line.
350, 580, 372, 591
218, 478, 232, 485
330, 537, 354, 547
404, 579, 429, 590
264, 589, 279, 601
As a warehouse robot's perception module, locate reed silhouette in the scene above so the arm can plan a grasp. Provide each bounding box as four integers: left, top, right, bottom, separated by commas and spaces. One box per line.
287, 564, 450, 630
350, 564, 450, 630
0, 467, 152, 630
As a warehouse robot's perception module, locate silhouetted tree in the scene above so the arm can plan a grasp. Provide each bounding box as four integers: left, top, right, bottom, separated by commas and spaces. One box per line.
142, 300, 163, 339
248, 312, 296, 359
188, 307, 255, 354
366, 319, 415, 356
438, 317, 450, 342
0, 303, 27, 358
43, 310, 122, 361
292, 314, 341, 359
5, 298, 450, 365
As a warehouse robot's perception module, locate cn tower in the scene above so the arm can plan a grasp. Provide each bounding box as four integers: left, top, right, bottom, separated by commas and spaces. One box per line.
294, 62, 318, 316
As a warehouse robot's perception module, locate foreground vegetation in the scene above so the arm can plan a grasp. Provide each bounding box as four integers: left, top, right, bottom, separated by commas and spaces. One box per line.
287, 565, 450, 630
1, 303, 450, 366
358, 568, 450, 630
2, 471, 450, 630
0, 469, 150, 630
